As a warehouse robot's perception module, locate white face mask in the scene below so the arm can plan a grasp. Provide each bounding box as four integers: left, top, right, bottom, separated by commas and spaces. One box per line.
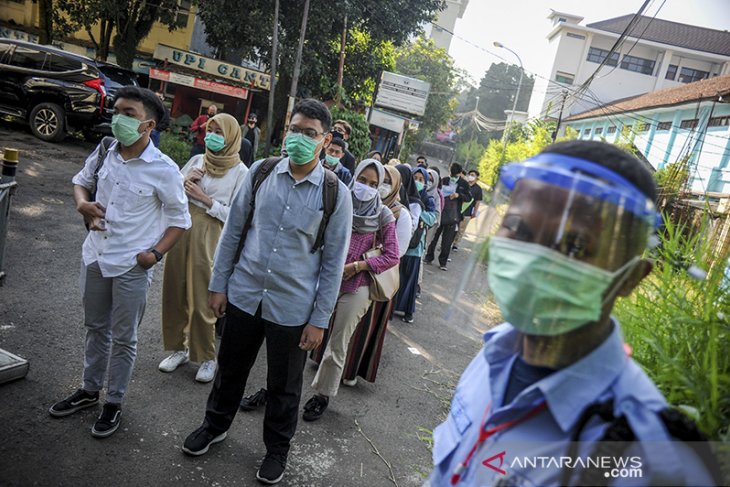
467, 175, 476, 182
378, 183, 392, 199
353, 181, 379, 202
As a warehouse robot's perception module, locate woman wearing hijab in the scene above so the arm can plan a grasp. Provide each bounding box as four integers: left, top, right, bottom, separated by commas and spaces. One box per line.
396, 164, 423, 234
159, 113, 249, 383
419, 168, 444, 295
393, 166, 436, 323
318, 165, 411, 387
303, 159, 400, 421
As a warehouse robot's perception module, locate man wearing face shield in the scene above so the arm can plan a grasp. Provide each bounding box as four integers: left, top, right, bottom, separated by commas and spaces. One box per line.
428, 141, 718, 486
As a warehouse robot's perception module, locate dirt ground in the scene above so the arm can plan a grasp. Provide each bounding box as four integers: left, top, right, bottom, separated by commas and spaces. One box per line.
0, 121, 495, 487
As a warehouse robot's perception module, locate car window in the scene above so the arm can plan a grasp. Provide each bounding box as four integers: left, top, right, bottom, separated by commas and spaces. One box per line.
9, 46, 47, 70
46, 53, 82, 72
0, 43, 12, 64
98, 66, 138, 89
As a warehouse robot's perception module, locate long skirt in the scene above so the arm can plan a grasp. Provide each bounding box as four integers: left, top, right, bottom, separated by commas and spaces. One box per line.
393, 255, 421, 315
311, 299, 394, 383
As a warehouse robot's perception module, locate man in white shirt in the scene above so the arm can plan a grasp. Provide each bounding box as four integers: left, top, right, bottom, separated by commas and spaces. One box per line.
49, 86, 191, 438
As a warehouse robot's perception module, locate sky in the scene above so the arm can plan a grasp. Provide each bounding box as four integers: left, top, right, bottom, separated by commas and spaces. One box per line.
447, 0, 730, 86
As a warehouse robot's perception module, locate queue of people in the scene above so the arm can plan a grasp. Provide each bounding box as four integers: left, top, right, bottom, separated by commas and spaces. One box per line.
47, 87, 717, 486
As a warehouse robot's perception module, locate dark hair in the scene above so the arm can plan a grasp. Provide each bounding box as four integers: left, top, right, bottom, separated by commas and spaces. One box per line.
330, 138, 347, 151
541, 140, 657, 202
469, 169, 479, 176
417, 156, 427, 163
115, 86, 166, 126
334, 119, 352, 136
450, 162, 463, 176
292, 98, 332, 133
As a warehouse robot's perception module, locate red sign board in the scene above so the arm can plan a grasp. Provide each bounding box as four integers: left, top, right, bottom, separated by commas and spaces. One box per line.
150, 68, 248, 100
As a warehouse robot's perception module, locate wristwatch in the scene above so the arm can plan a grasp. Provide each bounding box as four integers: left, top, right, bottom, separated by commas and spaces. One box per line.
148, 248, 164, 262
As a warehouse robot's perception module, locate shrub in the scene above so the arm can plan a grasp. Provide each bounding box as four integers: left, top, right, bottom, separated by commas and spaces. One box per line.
159, 131, 192, 168
329, 106, 370, 161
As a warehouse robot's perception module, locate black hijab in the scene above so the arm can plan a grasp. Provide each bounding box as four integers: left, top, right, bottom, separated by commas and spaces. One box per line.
396, 164, 422, 208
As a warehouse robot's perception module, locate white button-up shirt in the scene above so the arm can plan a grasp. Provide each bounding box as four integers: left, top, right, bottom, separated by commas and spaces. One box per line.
180, 154, 249, 223
72, 140, 191, 277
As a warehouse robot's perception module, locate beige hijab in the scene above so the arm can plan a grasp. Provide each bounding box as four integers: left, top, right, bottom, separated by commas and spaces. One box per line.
383, 165, 404, 219
204, 113, 242, 177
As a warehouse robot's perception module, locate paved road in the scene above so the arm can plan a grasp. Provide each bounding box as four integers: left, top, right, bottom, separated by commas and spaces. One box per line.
0, 122, 496, 487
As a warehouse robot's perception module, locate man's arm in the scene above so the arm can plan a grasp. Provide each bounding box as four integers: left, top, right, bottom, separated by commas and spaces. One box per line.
309, 182, 353, 329
71, 142, 106, 229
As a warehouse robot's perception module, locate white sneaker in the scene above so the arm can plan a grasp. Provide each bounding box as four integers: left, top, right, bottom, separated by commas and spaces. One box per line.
159, 351, 189, 372
195, 360, 217, 383
342, 378, 357, 387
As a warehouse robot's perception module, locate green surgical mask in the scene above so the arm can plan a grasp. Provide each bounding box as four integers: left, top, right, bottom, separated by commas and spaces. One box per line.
324, 154, 340, 167
111, 114, 148, 147
415, 181, 425, 192
205, 132, 226, 152
487, 236, 638, 336
285, 133, 321, 165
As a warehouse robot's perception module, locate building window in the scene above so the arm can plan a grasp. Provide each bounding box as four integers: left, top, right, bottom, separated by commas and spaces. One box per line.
680, 119, 699, 129
587, 47, 619, 66
637, 123, 651, 132
583, 128, 591, 136
620, 54, 655, 75
558, 17, 567, 22
554, 71, 574, 85
607, 126, 617, 134
176, 0, 191, 26
657, 121, 672, 131
595, 127, 604, 135
708, 116, 730, 128
566, 32, 586, 40
678, 67, 709, 84
665, 64, 678, 80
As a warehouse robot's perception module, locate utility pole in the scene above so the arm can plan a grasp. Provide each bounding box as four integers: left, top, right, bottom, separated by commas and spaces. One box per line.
264, 0, 280, 157
335, 12, 348, 105
552, 90, 569, 142
465, 95, 479, 170
284, 0, 311, 130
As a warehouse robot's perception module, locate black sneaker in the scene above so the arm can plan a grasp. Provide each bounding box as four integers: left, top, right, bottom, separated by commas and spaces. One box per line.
256, 452, 287, 484
452, 245, 459, 251
423, 258, 434, 265
49, 388, 99, 418
302, 395, 329, 422
440, 265, 448, 271
402, 314, 414, 323
182, 425, 227, 456
240, 388, 268, 412
91, 402, 122, 438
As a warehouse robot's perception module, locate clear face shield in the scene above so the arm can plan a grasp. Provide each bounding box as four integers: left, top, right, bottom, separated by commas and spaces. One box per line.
451, 153, 659, 337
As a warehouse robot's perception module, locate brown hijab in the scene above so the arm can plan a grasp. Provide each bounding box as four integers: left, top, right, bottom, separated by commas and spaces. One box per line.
204, 113, 242, 177
383, 165, 404, 219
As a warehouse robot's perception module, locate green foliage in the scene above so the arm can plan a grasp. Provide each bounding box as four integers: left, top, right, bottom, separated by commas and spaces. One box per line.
477, 120, 570, 187
395, 37, 460, 153
159, 131, 191, 168
456, 139, 485, 172
329, 106, 370, 160
614, 215, 730, 443
655, 157, 690, 199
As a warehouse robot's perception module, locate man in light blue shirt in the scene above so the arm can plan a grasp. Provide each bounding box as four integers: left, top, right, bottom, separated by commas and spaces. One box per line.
183, 99, 352, 485
429, 141, 718, 486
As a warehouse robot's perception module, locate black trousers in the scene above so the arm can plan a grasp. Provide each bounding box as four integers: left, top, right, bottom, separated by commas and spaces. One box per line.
425, 222, 458, 266
204, 303, 306, 456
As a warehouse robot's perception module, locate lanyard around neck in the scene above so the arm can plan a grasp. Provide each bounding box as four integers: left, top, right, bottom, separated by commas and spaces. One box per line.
450, 401, 548, 485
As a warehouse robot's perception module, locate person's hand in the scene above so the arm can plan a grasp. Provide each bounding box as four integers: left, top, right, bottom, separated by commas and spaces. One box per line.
187, 168, 205, 183
77, 200, 106, 219
184, 179, 210, 205
299, 324, 324, 351
343, 262, 358, 281
449, 193, 459, 200
208, 292, 228, 318
136, 251, 157, 269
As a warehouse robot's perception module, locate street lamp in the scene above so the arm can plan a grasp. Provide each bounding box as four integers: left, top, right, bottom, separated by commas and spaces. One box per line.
494, 41, 523, 162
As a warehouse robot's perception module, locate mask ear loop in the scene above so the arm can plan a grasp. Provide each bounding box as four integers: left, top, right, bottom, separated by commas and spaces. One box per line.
600, 256, 641, 306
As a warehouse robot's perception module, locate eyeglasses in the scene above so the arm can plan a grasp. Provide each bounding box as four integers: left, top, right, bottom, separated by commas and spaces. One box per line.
288, 126, 325, 139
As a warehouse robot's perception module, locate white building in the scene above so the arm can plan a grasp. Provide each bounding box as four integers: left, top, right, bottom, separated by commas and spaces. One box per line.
528, 10, 730, 120
423, 0, 470, 51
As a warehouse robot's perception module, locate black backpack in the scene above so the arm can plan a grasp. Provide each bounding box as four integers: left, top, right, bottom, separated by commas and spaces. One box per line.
233, 157, 339, 262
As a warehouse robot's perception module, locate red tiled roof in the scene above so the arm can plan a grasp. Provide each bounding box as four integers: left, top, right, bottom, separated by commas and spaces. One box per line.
565, 73, 730, 121
587, 14, 730, 57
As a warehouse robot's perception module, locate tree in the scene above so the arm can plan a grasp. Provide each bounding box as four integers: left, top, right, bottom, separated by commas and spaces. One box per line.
55, 0, 187, 67
395, 37, 459, 151
330, 106, 370, 159
38, 0, 54, 44
460, 63, 535, 142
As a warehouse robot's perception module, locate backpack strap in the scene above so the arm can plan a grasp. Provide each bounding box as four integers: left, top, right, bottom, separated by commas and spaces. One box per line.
90, 136, 115, 201
233, 157, 283, 262
311, 168, 339, 253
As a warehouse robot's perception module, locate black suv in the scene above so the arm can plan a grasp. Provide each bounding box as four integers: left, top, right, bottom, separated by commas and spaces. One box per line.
0, 39, 138, 142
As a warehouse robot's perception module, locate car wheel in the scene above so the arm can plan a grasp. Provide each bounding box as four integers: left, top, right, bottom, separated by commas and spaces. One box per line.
29, 102, 66, 142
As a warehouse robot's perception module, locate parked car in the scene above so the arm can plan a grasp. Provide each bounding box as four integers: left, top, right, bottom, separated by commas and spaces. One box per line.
0, 39, 138, 142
